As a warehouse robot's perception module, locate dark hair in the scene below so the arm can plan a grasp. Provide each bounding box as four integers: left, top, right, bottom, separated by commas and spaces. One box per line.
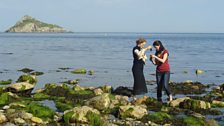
136, 38, 146, 45
153, 40, 165, 55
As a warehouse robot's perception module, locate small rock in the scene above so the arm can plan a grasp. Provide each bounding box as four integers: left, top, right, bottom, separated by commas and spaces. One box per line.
169, 97, 190, 107
31, 117, 43, 124
119, 105, 147, 119
93, 88, 104, 95
14, 117, 25, 124
196, 69, 204, 75
0, 113, 8, 124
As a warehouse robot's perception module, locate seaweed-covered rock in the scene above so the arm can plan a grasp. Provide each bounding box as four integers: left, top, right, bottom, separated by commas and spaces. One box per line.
169, 81, 208, 94
88, 70, 94, 75
16, 75, 37, 84
179, 99, 211, 110
5, 82, 35, 96
0, 92, 19, 107
147, 112, 173, 125
64, 106, 100, 123
18, 68, 34, 73
71, 68, 87, 74
61, 79, 79, 85
30, 71, 44, 76
119, 105, 147, 119
86, 93, 110, 111
0, 79, 12, 85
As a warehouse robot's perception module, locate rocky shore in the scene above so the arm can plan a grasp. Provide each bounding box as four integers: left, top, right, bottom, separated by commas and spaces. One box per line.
0, 70, 223, 126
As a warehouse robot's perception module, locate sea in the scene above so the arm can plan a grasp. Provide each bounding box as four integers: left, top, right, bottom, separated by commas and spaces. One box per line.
0, 32, 224, 91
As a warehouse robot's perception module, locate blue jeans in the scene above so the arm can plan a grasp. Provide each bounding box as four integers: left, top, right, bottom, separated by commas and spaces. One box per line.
156, 71, 171, 101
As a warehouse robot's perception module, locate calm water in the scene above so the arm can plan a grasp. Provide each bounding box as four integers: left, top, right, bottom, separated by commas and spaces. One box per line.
0, 32, 224, 91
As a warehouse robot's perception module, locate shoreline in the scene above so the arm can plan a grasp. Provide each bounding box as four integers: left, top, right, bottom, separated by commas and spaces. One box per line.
0, 73, 223, 125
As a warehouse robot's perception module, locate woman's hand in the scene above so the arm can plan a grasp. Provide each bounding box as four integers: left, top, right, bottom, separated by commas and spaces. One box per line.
150, 54, 156, 58
146, 45, 152, 50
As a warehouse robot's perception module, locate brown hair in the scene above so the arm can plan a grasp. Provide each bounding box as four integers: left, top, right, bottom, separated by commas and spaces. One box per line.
136, 38, 146, 45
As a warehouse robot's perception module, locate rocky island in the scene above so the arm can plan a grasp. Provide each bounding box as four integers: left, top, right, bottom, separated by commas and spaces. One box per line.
5, 15, 69, 33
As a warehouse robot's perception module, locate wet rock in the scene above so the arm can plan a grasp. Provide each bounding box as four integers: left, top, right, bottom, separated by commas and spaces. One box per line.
179, 99, 211, 110
30, 71, 44, 76
18, 68, 34, 73
119, 105, 147, 119
88, 70, 94, 75
58, 67, 71, 70
86, 93, 110, 111
63, 79, 79, 85
71, 68, 87, 74
169, 81, 208, 94
112, 86, 133, 97
169, 97, 190, 107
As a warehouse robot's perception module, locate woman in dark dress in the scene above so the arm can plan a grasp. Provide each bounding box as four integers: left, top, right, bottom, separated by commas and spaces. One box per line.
132, 38, 152, 95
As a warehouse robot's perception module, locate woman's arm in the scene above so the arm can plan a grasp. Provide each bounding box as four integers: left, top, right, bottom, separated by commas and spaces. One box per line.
135, 45, 152, 58
151, 53, 168, 63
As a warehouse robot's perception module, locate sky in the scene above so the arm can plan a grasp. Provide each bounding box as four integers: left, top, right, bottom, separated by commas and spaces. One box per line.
0, 0, 224, 33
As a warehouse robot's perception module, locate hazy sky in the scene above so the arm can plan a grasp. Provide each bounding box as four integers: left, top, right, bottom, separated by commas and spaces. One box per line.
0, 0, 223, 33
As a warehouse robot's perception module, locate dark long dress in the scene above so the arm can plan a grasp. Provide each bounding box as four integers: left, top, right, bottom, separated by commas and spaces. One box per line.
132, 46, 148, 95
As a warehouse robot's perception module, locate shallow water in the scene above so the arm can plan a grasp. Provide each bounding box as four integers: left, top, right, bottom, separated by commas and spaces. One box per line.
0, 32, 224, 91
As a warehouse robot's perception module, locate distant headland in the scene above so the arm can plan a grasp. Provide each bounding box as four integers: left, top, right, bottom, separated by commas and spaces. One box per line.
5, 15, 71, 33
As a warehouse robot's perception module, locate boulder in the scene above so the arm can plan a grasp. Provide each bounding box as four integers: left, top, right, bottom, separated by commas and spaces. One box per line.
86, 93, 110, 110
119, 105, 147, 119
169, 97, 190, 107
5, 82, 35, 96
